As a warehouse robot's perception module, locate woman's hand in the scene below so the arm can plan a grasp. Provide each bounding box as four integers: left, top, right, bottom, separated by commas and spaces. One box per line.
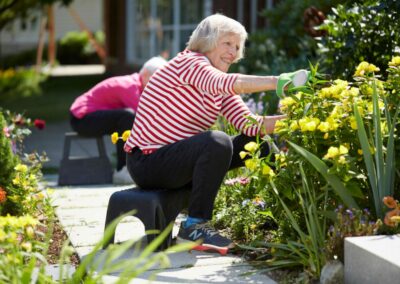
262, 115, 287, 135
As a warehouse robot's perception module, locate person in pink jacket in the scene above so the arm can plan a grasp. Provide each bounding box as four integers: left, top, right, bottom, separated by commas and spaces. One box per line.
69, 56, 167, 184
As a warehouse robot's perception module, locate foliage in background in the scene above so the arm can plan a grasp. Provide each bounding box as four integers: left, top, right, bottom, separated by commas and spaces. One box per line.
231, 0, 343, 116
0, 0, 73, 31
318, 0, 400, 80
57, 30, 104, 65
0, 68, 46, 104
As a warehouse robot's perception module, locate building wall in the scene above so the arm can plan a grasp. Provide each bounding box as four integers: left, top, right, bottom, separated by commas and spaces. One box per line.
0, 0, 103, 56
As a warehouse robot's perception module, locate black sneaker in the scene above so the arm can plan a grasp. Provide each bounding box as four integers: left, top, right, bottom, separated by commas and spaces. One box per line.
177, 221, 234, 255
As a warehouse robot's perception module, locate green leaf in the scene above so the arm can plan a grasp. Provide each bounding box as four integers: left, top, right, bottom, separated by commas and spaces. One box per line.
288, 141, 359, 209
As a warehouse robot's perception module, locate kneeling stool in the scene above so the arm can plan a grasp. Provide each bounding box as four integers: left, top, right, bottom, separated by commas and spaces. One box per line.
104, 187, 191, 250
58, 132, 112, 185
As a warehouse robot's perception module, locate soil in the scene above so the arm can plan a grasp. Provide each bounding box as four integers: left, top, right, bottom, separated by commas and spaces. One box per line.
44, 218, 80, 267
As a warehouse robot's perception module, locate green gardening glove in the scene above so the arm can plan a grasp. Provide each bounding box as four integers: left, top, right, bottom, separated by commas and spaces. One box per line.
276, 69, 310, 99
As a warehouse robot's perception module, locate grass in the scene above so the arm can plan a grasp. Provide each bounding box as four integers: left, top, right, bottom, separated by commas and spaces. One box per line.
2, 74, 105, 122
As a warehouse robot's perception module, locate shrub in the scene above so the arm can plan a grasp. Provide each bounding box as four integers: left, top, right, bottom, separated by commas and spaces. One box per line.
57, 30, 104, 64
0, 68, 46, 104
318, 0, 400, 79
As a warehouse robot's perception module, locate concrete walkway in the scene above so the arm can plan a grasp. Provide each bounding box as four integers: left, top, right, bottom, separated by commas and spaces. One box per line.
43, 175, 276, 283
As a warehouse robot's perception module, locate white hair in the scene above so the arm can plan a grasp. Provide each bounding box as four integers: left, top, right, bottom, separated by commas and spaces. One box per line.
186, 14, 247, 63
140, 56, 167, 74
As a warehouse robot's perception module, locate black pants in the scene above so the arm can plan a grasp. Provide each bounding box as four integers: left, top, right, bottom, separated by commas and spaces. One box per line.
126, 130, 270, 220
70, 110, 135, 171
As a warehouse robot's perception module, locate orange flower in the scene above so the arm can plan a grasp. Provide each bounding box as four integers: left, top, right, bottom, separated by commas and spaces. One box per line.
383, 196, 398, 209
384, 209, 400, 227
0, 187, 6, 203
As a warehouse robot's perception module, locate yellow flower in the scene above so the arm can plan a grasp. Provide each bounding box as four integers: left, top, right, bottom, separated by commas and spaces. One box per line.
244, 141, 259, 153
324, 133, 329, 139
122, 130, 131, 142
338, 156, 346, 164
317, 122, 330, 133
299, 117, 320, 132
262, 165, 275, 177
358, 149, 363, 155
239, 151, 248, 159
324, 146, 339, 159
349, 116, 358, 130
388, 56, 400, 67
111, 132, 119, 144
354, 61, 380, 77
274, 120, 287, 132
250, 224, 257, 230
21, 242, 32, 252
14, 164, 28, 173
245, 159, 257, 171
289, 121, 299, 131
339, 145, 348, 155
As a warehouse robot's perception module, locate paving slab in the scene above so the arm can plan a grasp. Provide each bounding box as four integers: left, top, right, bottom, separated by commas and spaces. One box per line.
48, 178, 277, 283
345, 235, 400, 284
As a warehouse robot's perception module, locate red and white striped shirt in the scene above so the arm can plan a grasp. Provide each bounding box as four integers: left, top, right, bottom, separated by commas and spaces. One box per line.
124, 50, 263, 154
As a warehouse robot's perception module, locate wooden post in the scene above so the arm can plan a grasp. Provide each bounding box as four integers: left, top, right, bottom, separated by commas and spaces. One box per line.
36, 11, 47, 73
47, 4, 56, 67
68, 6, 106, 63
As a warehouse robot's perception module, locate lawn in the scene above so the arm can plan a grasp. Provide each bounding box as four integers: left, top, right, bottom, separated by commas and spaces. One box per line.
2, 74, 105, 122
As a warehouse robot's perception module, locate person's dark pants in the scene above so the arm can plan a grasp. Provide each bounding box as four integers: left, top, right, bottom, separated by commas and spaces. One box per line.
126, 130, 270, 220
70, 110, 135, 171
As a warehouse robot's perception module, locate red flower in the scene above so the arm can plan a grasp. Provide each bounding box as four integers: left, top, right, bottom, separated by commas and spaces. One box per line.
0, 187, 6, 204
384, 209, 400, 227
34, 119, 46, 130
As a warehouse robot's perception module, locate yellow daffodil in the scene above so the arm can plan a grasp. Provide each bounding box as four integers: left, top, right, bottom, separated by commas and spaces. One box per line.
111, 132, 119, 144
244, 141, 259, 153
122, 130, 131, 141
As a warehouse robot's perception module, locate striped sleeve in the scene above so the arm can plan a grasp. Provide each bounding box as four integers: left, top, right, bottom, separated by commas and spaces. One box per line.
220, 95, 263, 136
179, 57, 238, 96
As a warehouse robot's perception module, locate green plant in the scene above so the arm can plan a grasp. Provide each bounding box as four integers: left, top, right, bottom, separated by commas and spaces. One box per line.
57, 30, 104, 64
326, 206, 381, 261
0, 68, 46, 104
354, 79, 399, 219
318, 0, 400, 79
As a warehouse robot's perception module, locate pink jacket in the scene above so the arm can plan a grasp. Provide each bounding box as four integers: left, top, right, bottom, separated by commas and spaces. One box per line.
70, 73, 143, 119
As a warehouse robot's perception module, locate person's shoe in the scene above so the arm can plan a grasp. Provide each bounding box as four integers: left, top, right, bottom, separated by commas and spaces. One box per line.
112, 166, 134, 185
177, 221, 234, 255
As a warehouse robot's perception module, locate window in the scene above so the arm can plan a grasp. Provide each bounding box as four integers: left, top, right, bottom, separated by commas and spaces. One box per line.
126, 0, 212, 64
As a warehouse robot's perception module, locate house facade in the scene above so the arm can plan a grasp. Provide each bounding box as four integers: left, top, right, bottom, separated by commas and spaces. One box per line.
104, 0, 275, 74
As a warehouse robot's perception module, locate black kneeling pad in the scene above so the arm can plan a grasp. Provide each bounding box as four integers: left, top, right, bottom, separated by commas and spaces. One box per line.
104, 186, 191, 250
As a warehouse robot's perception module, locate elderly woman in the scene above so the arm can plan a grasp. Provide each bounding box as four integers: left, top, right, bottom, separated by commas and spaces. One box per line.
124, 14, 290, 252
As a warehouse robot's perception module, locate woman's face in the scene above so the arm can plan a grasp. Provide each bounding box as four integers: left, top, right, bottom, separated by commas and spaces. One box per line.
205, 33, 241, 72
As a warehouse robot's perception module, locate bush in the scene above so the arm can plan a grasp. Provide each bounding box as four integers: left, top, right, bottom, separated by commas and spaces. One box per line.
57, 30, 104, 64
318, 0, 400, 79
0, 67, 46, 104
